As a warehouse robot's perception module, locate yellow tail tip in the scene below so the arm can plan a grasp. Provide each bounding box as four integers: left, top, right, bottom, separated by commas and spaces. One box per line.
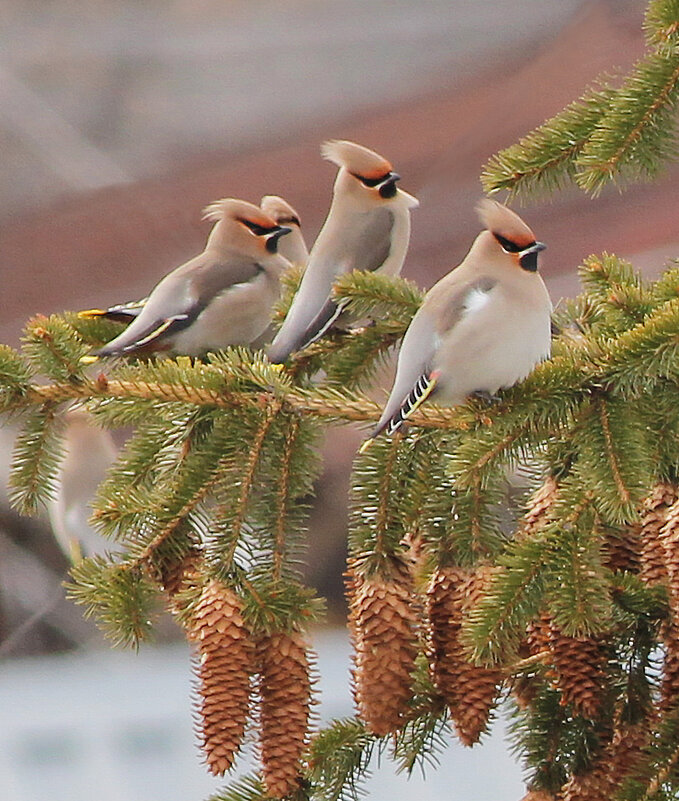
358, 437, 374, 455
77, 309, 106, 318
80, 354, 100, 364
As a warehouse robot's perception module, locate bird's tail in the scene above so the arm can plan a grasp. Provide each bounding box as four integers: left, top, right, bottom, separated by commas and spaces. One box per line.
359, 371, 439, 453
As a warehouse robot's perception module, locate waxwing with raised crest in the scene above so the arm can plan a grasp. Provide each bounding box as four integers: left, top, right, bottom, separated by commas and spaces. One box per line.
81, 199, 291, 359
260, 195, 309, 266
267, 139, 418, 363
361, 200, 551, 450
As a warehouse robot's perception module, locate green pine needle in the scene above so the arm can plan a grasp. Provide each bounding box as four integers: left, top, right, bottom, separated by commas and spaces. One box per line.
65, 557, 158, 649
576, 49, 679, 195
307, 718, 377, 801
481, 84, 615, 199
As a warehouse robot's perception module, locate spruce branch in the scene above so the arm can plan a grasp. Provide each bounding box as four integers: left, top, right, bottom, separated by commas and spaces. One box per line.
307, 718, 377, 801
574, 396, 651, 525
22, 313, 90, 383
228, 399, 282, 547
543, 507, 614, 637
463, 529, 554, 665
391, 705, 451, 776
576, 48, 679, 194
65, 557, 158, 648
481, 84, 615, 199
645, 0, 679, 50
273, 416, 301, 581
8, 402, 62, 515
332, 270, 423, 324
0, 344, 32, 411
205, 774, 269, 801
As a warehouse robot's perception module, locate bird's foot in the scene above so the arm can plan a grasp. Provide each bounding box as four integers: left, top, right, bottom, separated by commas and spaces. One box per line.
470, 389, 502, 405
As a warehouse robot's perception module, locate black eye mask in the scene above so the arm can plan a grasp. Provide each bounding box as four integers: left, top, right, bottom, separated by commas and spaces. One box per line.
239, 218, 278, 237
492, 232, 524, 253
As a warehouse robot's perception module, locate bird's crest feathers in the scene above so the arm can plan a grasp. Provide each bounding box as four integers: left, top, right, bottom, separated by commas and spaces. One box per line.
321, 139, 392, 179
260, 195, 302, 226
476, 199, 536, 250
202, 198, 278, 229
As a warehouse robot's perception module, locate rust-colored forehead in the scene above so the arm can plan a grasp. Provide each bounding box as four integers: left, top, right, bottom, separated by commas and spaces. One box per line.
237, 207, 278, 227
203, 198, 278, 227
321, 139, 393, 179
477, 199, 537, 248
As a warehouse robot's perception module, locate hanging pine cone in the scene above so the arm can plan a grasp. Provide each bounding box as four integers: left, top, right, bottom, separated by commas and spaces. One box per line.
639, 482, 678, 587
603, 521, 641, 573
662, 498, 679, 596
547, 622, 607, 720
561, 720, 649, 801
520, 791, 558, 801
161, 546, 202, 598
512, 612, 552, 709
192, 580, 255, 776
527, 612, 553, 655
257, 629, 315, 798
660, 498, 679, 708
162, 546, 203, 634
427, 565, 503, 746
349, 560, 418, 736
518, 475, 559, 539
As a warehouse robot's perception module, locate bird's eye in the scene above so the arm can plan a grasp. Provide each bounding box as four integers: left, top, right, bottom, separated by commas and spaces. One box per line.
239, 218, 275, 236
493, 232, 524, 253
275, 215, 301, 227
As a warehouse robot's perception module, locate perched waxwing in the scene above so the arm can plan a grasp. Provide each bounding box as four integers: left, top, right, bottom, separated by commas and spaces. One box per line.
80, 196, 304, 327
360, 200, 551, 450
260, 195, 309, 266
267, 139, 419, 363
47, 408, 121, 560
81, 199, 291, 359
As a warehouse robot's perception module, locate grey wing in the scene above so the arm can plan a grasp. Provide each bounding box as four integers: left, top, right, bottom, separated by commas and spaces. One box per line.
368, 309, 438, 438
434, 275, 497, 335
274, 209, 396, 358
348, 207, 394, 274
96, 255, 262, 357
368, 275, 498, 438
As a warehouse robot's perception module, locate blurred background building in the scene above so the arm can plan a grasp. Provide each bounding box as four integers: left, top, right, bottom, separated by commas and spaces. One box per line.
0, 1, 676, 798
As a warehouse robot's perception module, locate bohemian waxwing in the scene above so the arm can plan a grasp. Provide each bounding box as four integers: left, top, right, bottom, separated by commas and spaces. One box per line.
267, 140, 418, 363
47, 408, 121, 560
361, 199, 551, 450
260, 195, 309, 266
82, 199, 291, 359
81, 195, 305, 327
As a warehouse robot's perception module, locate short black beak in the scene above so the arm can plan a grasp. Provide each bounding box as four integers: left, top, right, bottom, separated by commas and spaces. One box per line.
379, 172, 401, 199
266, 225, 292, 253
519, 241, 546, 272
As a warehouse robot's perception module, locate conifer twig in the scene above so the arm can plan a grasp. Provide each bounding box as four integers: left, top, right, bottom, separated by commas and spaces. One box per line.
231, 399, 283, 541
273, 417, 300, 581
597, 397, 632, 507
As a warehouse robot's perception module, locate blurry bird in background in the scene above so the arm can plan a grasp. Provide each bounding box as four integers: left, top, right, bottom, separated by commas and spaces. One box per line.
268, 139, 419, 363
80, 199, 291, 360
47, 407, 120, 561
260, 194, 309, 266
361, 199, 551, 450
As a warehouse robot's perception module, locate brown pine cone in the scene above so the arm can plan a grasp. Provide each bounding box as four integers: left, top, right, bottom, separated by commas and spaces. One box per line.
349, 563, 418, 736
258, 629, 315, 798
192, 580, 255, 776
